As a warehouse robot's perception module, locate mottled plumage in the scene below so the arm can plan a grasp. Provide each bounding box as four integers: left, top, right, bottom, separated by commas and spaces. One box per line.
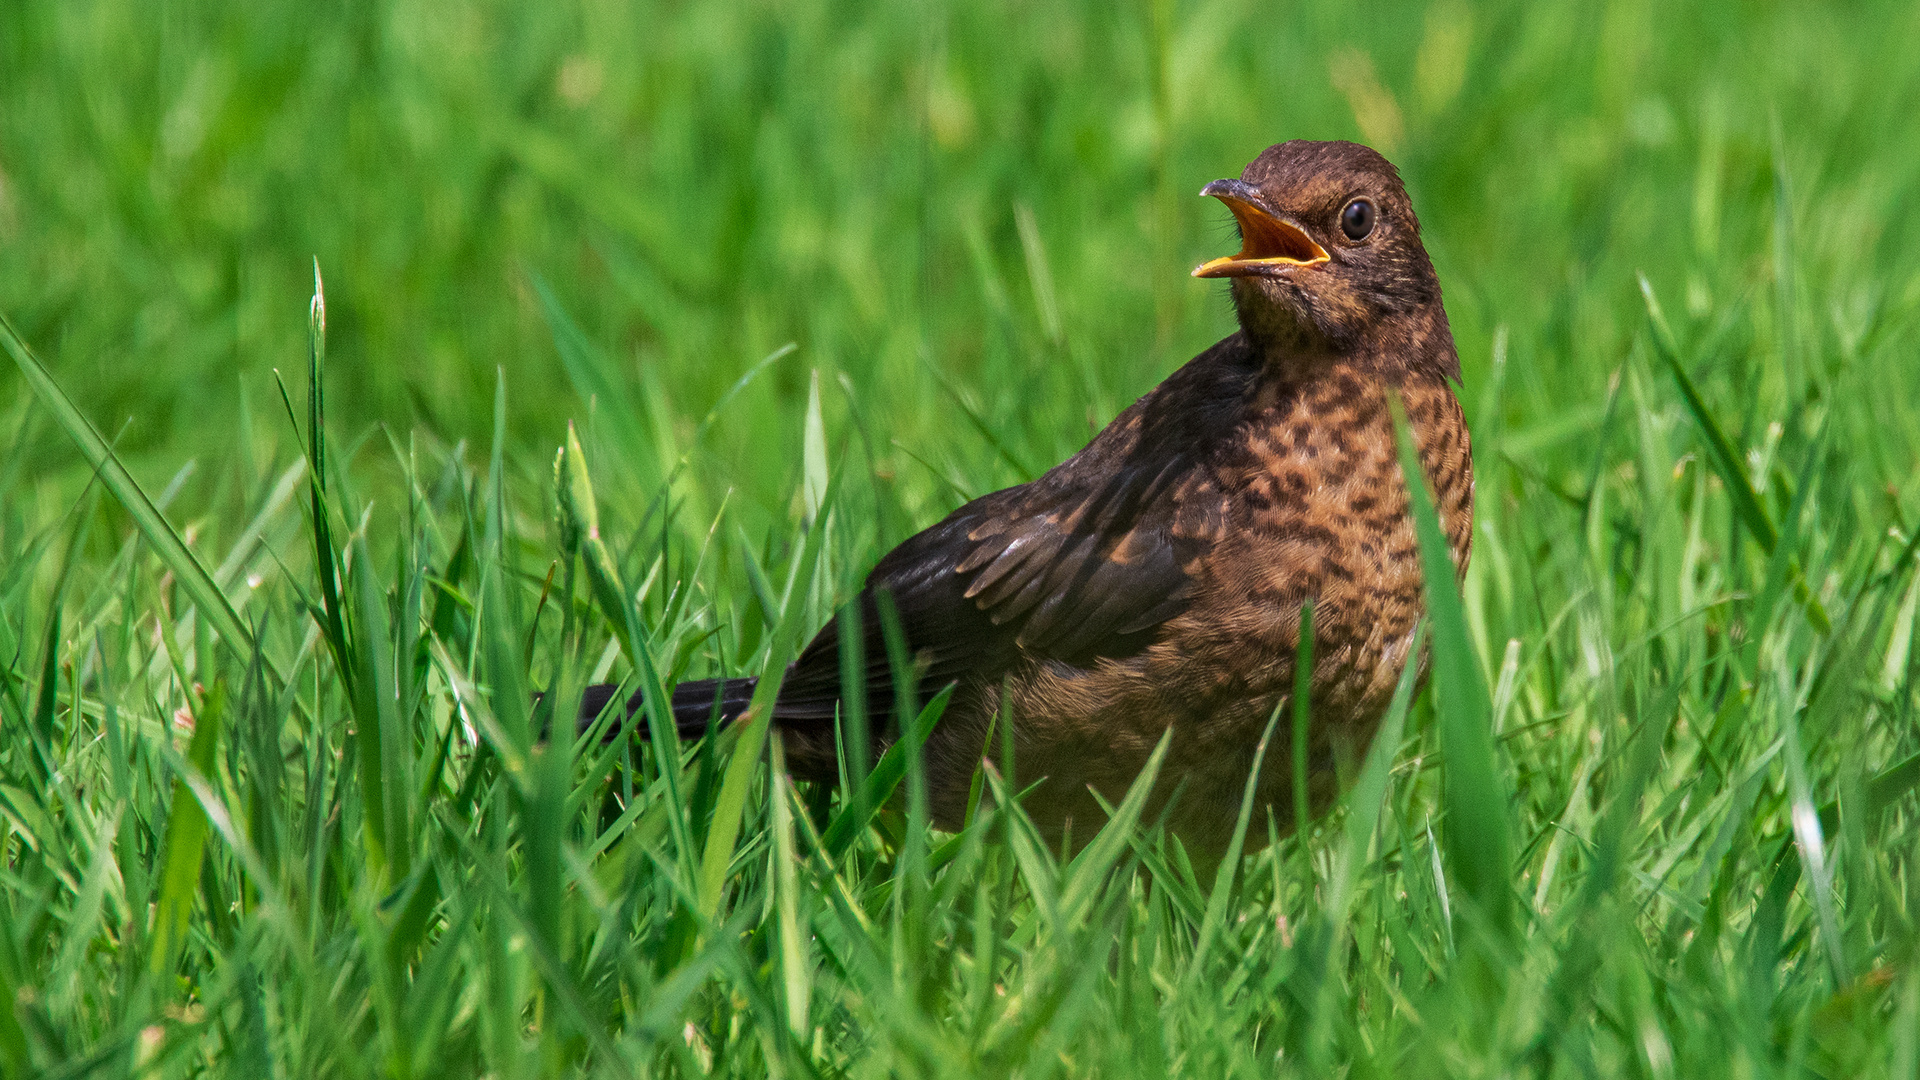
583, 139, 1472, 853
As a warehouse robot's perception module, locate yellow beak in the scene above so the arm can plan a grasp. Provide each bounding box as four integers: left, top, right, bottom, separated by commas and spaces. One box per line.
1192, 179, 1329, 278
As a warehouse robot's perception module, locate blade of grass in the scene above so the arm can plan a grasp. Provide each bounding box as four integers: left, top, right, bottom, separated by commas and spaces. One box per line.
818, 684, 954, 859
0, 309, 256, 658
1059, 728, 1172, 927
1292, 599, 1315, 835
1183, 705, 1279, 989
349, 534, 404, 882
1327, 622, 1425, 926
1392, 393, 1513, 933
767, 738, 811, 1042
1777, 659, 1849, 985
300, 265, 354, 694
149, 680, 227, 976
803, 370, 829, 525
556, 423, 697, 877
696, 467, 845, 924
535, 275, 660, 492
1639, 273, 1778, 552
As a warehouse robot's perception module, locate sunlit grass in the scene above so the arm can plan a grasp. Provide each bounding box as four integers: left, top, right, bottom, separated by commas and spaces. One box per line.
3, 0, 1920, 1075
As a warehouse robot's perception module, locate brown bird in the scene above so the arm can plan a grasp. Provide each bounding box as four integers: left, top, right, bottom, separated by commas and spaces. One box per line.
583, 139, 1473, 853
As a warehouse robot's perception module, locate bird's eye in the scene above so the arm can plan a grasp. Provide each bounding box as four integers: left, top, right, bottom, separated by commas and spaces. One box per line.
1340, 198, 1376, 242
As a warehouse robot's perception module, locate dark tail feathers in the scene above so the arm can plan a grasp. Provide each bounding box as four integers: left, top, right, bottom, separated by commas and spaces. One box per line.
577, 677, 758, 741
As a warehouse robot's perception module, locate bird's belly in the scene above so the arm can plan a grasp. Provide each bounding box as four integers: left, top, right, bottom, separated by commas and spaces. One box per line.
968, 550, 1425, 847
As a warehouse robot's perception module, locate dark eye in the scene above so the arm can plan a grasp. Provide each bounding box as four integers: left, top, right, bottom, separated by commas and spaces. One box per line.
1340, 198, 1376, 241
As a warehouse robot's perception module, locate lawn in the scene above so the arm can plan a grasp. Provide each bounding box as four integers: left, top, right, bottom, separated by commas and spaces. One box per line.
3, 0, 1920, 1075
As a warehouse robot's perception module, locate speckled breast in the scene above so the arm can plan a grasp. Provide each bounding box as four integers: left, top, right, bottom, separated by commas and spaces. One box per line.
1138, 366, 1471, 840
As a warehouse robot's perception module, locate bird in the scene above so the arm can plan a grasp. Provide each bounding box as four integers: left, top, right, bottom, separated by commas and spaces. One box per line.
581, 139, 1473, 854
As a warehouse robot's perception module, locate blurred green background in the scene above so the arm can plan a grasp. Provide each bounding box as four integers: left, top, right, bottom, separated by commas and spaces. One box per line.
6, 0, 1917, 541
8, 1, 1920, 1073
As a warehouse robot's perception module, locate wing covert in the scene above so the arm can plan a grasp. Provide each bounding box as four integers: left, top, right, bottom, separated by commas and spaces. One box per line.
770, 455, 1209, 729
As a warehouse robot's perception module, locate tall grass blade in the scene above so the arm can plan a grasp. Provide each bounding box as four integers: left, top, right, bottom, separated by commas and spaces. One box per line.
803, 370, 829, 525
556, 423, 696, 873
1777, 660, 1849, 985
535, 275, 659, 490
768, 739, 811, 1042
349, 534, 404, 880
819, 684, 953, 859
1059, 727, 1170, 925
1185, 706, 1277, 988
1638, 273, 1778, 552
1327, 623, 1425, 925
303, 265, 354, 680
1291, 599, 1314, 835
0, 310, 255, 656
696, 467, 843, 923
150, 681, 227, 976
1392, 393, 1513, 932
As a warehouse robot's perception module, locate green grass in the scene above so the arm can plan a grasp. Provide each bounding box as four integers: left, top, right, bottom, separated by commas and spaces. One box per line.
4, 0, 1920, 1074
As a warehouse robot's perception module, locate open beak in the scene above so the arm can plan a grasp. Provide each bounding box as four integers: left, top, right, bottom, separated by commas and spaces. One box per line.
1191, 178, 1329, 278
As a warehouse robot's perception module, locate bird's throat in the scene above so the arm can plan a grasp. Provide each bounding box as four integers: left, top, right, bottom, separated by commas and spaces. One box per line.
1235, 278, 1459, 383
1231, 278, 1326, 357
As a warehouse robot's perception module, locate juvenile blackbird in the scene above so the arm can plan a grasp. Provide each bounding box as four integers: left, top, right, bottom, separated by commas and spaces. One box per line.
583, 140, 1472, 852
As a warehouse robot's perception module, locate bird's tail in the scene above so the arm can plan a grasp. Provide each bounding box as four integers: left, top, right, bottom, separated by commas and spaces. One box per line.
577, 676, 759, 742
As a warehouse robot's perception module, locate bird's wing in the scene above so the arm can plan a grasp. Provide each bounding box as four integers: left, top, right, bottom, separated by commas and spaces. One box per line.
771, 453, 1214, 725
942, 452, 1201, 657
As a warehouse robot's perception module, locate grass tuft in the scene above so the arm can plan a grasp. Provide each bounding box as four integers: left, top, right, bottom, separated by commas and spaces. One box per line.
4, 0, 1920, 1073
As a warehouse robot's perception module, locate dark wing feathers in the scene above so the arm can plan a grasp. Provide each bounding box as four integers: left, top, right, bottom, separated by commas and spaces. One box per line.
628, 334, 1264, 745
767, 452, 1204, 733
961, 456, 1195, 657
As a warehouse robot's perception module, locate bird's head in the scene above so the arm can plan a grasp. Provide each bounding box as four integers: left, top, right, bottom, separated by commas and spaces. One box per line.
1194, 140, 1446, 361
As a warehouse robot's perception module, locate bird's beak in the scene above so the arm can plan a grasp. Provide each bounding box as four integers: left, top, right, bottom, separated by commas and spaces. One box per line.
1191, 178, 1330, 278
